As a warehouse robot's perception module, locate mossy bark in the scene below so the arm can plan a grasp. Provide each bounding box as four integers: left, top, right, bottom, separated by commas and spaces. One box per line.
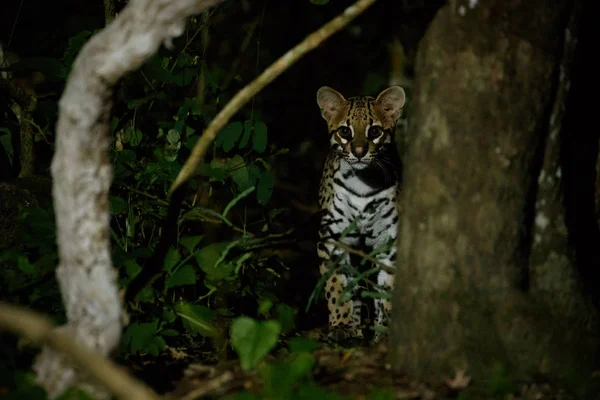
391, 0, 598, 386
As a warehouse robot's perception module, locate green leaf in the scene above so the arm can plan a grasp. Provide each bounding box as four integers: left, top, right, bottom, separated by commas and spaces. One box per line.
160, 329, 179, 337
144, 55, 174, 83
310, 0, 330, 4
172, 67, 199, 87
0, 129, 14, 166
111, 117, 120, 132
258, 298, 274, 316
276, 304, 296, 333
124, 259, 141, 277
166, 265, 197, 288
288, 337, 321, 353
216, 122, 243, 152
195, 242, 235, 281
16, 255, 35, 275
257, 171, 275, 205
252, 120, 268, 153
239, 120, 253, 149
180, 235, 204, 254
230, 317, 281, 371
176, 301, 218, 337
163, 247, 181, 273
109, 196, 127, 215
205, 159, 227, 181
122, 320, 161, 355
262, 353, 315, 397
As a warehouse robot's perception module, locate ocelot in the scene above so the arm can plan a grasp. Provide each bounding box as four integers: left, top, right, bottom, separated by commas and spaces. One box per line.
316, 85, 405, 343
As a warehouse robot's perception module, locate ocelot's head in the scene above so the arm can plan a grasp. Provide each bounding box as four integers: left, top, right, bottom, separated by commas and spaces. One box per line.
317, 86, 405, 168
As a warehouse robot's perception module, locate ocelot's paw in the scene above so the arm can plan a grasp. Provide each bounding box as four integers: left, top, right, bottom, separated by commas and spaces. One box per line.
327, 325, 363, 346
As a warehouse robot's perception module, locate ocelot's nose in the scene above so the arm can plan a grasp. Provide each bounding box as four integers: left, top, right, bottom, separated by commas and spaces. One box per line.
352, 146, 365, 159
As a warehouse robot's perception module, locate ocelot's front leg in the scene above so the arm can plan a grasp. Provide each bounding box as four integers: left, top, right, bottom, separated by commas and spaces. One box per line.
317, 238, 363, 343
365, 196, 399, 343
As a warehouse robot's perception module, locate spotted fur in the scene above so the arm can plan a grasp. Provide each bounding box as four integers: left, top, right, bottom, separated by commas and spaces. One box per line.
316, 86, 405, 343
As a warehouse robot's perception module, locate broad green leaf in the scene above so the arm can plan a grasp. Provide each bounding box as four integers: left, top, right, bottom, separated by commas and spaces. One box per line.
230, 166, 250, 191
176, 301, 218, 337
131, 128, 143, 146
172, 67, 199, 87
111, 117, 120, 132
180, 235, 204, 254
228, 157, 260, 192
162, 308, 177, 323
230, 317, 281, 371
195, 242, 235, 281
263, 352, 314, 396
122, 320, 160, 355
148, 335, 167, 356
109, 196, 127, 215
252, 120, 268, 153
288, 337, 321, 353
17, 256, 34, 275
239, 120, 253, 149
257, 171, 275, 205
163, 247, 181, 273
276, 304, 296, 333
258, 298, 274, 316
124, 259, 141, 277
160, 329, 179, 337
143, 55, 174, 83
310, 0, 330, 4
216, 122, 243, 152
185, 136, 199, 150
167, 265, 197, 288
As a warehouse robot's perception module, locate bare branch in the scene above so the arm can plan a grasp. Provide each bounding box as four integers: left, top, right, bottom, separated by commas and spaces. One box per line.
329, 241, 396, 274
170, 0, 379, 194
0, 302, 160, 400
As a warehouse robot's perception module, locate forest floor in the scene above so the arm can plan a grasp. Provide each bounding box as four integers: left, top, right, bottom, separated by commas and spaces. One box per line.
125, 335, 581, 400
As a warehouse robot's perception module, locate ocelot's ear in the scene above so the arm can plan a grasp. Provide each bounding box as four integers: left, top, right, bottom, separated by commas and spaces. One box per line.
374, 86, 405, 123
317, 86, 346, 123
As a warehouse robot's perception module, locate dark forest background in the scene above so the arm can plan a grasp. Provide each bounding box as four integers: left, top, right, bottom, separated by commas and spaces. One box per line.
1, 0, 600, 398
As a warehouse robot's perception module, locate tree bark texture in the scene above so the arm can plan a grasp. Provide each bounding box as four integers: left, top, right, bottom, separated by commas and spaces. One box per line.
32, 0, 224, 398
391, 0, 598, 383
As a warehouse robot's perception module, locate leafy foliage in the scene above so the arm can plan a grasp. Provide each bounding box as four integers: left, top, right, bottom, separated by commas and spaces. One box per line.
0, 1, 413, 398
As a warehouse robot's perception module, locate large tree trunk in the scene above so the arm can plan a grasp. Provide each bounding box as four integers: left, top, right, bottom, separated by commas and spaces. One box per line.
391, 0, 598, 385
31, 0, 223, 398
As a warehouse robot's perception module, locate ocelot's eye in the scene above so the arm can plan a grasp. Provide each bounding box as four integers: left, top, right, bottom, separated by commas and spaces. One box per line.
337, 126, 352, 140
368, 126, 383, 140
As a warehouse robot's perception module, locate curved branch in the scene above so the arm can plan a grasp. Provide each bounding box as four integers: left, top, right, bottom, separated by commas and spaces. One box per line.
170, 0, 379, 194
33, 0, 225, 398
0, 303, 160, 400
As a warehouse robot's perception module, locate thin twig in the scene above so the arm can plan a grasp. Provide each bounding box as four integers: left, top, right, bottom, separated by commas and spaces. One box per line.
329, 241, 395, 273
0, 302, 160, 400
179, 371, 234, 400
169, 0, 379, 194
